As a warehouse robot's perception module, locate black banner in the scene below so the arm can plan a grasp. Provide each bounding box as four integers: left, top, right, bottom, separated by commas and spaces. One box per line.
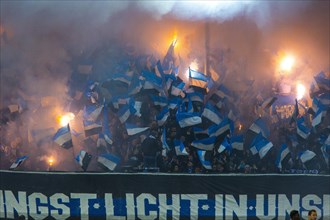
0, 171, 329, 219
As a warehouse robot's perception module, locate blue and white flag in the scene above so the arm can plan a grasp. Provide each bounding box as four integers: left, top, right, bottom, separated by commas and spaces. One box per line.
168, 97, 182, 109
299, 150, 316, 163
171, 82, 185, 96
83, 105, 103, 122
312, 104, 326, 127
275, 144, 290, 169
208, 118, 232, 137
53, 125, 73, 148
218, 137, 232, 154
10, 155, 28, 170
155, 60, 165, 78
318, 92, 330, 106
191, 136, 216, 151
98, 153, 121, 171
125, 123, 149, 136
255, 136, 273, 159
189, 68, 209, 82
75, 150, 92, 171
296, 117, 310, 139
202, 102, 222, 124
197, 150, 212, 170
215, 84, 235, 102
117, 104, 136, 124
97, 133, 113, 148
142, 70, 163, 91
249, 117, 270, 138
249, 133, 263, 155
186, 92, 204, 103
230, 135, 244, 151
156, 107, 170, 126
161, 128, 170, 150
111, 95, 131, 109
321, 142, 330, 166
128, 75, 143, 95
193, 127, 209, 136
176, 112, 202, 128
102, 102, 113, 145
314, 71, 330, 91
83, 120, 102, 137
165, 73, 176, 91
174, 139, 188, 156
150, 95, 168, 107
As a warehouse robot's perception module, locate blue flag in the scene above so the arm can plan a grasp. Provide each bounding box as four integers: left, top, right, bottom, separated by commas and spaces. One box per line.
191, 136, 216, 151
218, 137, 232, 154
197, 150, 212, 170
174, 139, 188, 156
83, 105, 103, 122
98, 153, 121, 171
208, 118, 233, 137
202, 102, 222, 124
275, 144, 290, 169
314, 71, 330, 91
171, 82, 185, 96
176, 112, 202, 128
231, 135, 244, 151
189, 68, 209, 82
156, 107, 170, 126
75, 150, 92, 171
53, 125, 73, 148
10, 155, 28, 170
299, 150, 316, 163
249, 117, 270, 138
296, 117, 310, 139
161, 128, 170, 150
150, 95, 168, 107
83, 120, 102, 137
125, 123, 149, 136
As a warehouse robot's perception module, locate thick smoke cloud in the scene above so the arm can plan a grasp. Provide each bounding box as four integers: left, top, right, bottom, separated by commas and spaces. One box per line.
0, 1, 329, 170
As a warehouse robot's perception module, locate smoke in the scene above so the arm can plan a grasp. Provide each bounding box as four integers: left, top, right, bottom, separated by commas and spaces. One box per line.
0, 1, 329, 171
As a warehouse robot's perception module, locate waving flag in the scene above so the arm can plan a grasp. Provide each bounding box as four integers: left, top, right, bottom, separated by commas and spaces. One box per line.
218, 137, 232, 154
230, 135, 244, 151
117, 103, 136, 124
169, 97, 182, 109
187, 92, 204, 103
208, 118, 233, 137
111, 95, 131, 109
299, 150, 316, 163
255, 137, 273, 159
161, 128, 170, 150
275, 144, 290, 169
98, 153, 121, 171
314, 71, 330, 91
296, 117, 310, 139
10, 155, 28, 170
142, 69, 163, 92
176, 112, 202, 128
192, 136, 216, 151
157, 107, 170, 126
150, 95, 168, 107
128, 75, 143, 95
249, 117, 270, 138
125, 123, 149, 136
75, 150, 92, 171
53, 125, 73, 148
174, 139, 188, 156
215, 84, 235, 102
83, 120, 102, 137
202, 102, 222, 124
197, 150, 212, 170
102, 102, 113, 145
83, 105, 103, 122
189, 68, 209, 82
312, 104, 326, 127
165, 73, 176, 91
171, 82, 185, 96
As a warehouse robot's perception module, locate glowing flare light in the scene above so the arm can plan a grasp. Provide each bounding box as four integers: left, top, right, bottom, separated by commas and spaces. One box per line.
48, 157, 54, 166
58, 112, 75, 127
279, 55, 295, 72
296, 83, 306, 100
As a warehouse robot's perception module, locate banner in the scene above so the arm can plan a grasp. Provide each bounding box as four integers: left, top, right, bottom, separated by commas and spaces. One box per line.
0, 171, 329, 220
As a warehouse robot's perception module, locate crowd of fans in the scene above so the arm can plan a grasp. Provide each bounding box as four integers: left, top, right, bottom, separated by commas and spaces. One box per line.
0, 43, 329, 174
